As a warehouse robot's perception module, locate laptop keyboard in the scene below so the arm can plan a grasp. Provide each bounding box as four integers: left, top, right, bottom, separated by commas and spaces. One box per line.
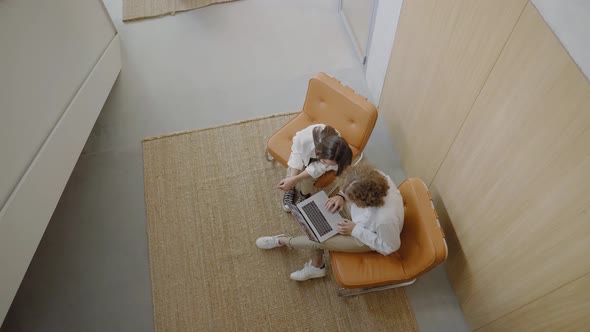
301, 201, 333, 236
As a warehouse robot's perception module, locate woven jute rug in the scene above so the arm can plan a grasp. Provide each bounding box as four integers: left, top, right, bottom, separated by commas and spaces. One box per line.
142, 113, 418, 331
123, 0, 239, 22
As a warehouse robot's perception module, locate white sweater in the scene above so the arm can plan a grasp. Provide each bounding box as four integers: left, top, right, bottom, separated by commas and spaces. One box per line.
350, 174, 404, 255
287, 124, 339, 178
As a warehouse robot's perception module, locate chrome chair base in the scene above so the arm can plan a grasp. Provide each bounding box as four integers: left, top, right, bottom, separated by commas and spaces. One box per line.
337, 279, 416, 297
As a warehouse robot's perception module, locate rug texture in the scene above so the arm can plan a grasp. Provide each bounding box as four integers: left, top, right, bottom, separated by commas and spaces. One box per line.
123, 0, 238, 22
142, 113, 418, 331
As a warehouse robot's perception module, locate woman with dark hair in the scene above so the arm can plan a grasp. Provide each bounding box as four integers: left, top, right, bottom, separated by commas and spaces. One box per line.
276, 124, 352, 211
261, 163, 404, 281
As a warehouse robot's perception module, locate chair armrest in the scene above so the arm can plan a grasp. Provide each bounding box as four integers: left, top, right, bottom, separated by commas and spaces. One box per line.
313, 171, 336, 188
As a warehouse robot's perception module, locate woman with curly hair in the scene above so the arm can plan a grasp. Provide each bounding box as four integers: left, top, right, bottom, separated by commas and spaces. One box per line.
256, 162, 404, 281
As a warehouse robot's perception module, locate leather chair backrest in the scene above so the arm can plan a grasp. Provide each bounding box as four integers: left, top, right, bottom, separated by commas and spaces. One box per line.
302, 73, 378, 153
397, 178, 447, 277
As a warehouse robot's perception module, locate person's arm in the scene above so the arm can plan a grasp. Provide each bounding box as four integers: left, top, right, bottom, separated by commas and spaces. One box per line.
305, 161, 337, 182
351, 223, 400, 255
286, 127, 311, 171
276, 170, 311, 191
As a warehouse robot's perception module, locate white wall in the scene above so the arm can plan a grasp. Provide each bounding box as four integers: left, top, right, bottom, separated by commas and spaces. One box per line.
0, 0, 119, 324
0, 0, 116, 209
532, 0, 590, 81
341, 0, 374, 56
365, 0, 403, 105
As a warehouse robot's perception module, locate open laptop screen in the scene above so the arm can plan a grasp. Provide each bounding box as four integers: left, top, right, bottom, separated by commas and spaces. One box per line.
287, 201, 319, 242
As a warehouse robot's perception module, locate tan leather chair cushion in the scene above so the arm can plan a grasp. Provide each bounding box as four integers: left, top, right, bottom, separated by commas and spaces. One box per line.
398, 179, 447, 277
330, 178, 447, 289
301, 73, 377, 152
331, 251, 407, 289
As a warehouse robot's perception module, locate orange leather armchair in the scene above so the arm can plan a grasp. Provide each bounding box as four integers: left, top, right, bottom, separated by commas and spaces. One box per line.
266, 72, 378, 190
330, 178, 448, 296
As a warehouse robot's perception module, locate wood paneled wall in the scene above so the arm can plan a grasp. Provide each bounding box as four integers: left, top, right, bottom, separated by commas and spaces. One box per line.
381, 1, 590, 331
380, 0, 528, 186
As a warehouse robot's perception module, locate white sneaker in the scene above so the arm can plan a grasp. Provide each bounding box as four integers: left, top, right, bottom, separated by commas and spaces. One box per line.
255, 234, 288, 249
289, 260, 326, 281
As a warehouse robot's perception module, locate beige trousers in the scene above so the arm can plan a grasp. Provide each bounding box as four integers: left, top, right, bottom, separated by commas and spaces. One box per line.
287, 167, 315, 195
286, 235, 372, 258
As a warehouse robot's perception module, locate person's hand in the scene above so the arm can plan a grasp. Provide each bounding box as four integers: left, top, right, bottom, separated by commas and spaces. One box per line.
337, 219, 356, 236
325, 196, 344, 213
276, 177, 297, 191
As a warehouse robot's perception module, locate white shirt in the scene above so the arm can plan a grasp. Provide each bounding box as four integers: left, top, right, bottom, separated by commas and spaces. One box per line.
287, 124, 339, 179
350, 174, 404, 255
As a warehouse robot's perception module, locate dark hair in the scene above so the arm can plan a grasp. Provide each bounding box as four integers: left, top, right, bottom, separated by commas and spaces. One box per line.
313, 126, 353, 175
312, 125, 338, 145
339, 162, 389, 207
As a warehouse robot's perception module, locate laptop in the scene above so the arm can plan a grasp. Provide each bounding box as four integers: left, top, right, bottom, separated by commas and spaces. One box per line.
287, 191, 341, 243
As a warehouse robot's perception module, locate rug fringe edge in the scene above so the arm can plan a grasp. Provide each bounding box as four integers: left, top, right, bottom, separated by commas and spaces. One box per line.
122, 0, 240, 22
142, 111, 299, 143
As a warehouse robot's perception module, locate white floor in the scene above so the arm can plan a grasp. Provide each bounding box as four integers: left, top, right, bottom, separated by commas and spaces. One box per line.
1, 1, 469, 331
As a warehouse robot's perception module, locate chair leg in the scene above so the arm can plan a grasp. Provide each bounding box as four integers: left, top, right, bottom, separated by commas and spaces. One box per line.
265, 148, 274, 162
337, 279, 416, 297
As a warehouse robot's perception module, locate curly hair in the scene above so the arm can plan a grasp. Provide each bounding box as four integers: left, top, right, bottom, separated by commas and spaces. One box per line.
339, 162, 389, 207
